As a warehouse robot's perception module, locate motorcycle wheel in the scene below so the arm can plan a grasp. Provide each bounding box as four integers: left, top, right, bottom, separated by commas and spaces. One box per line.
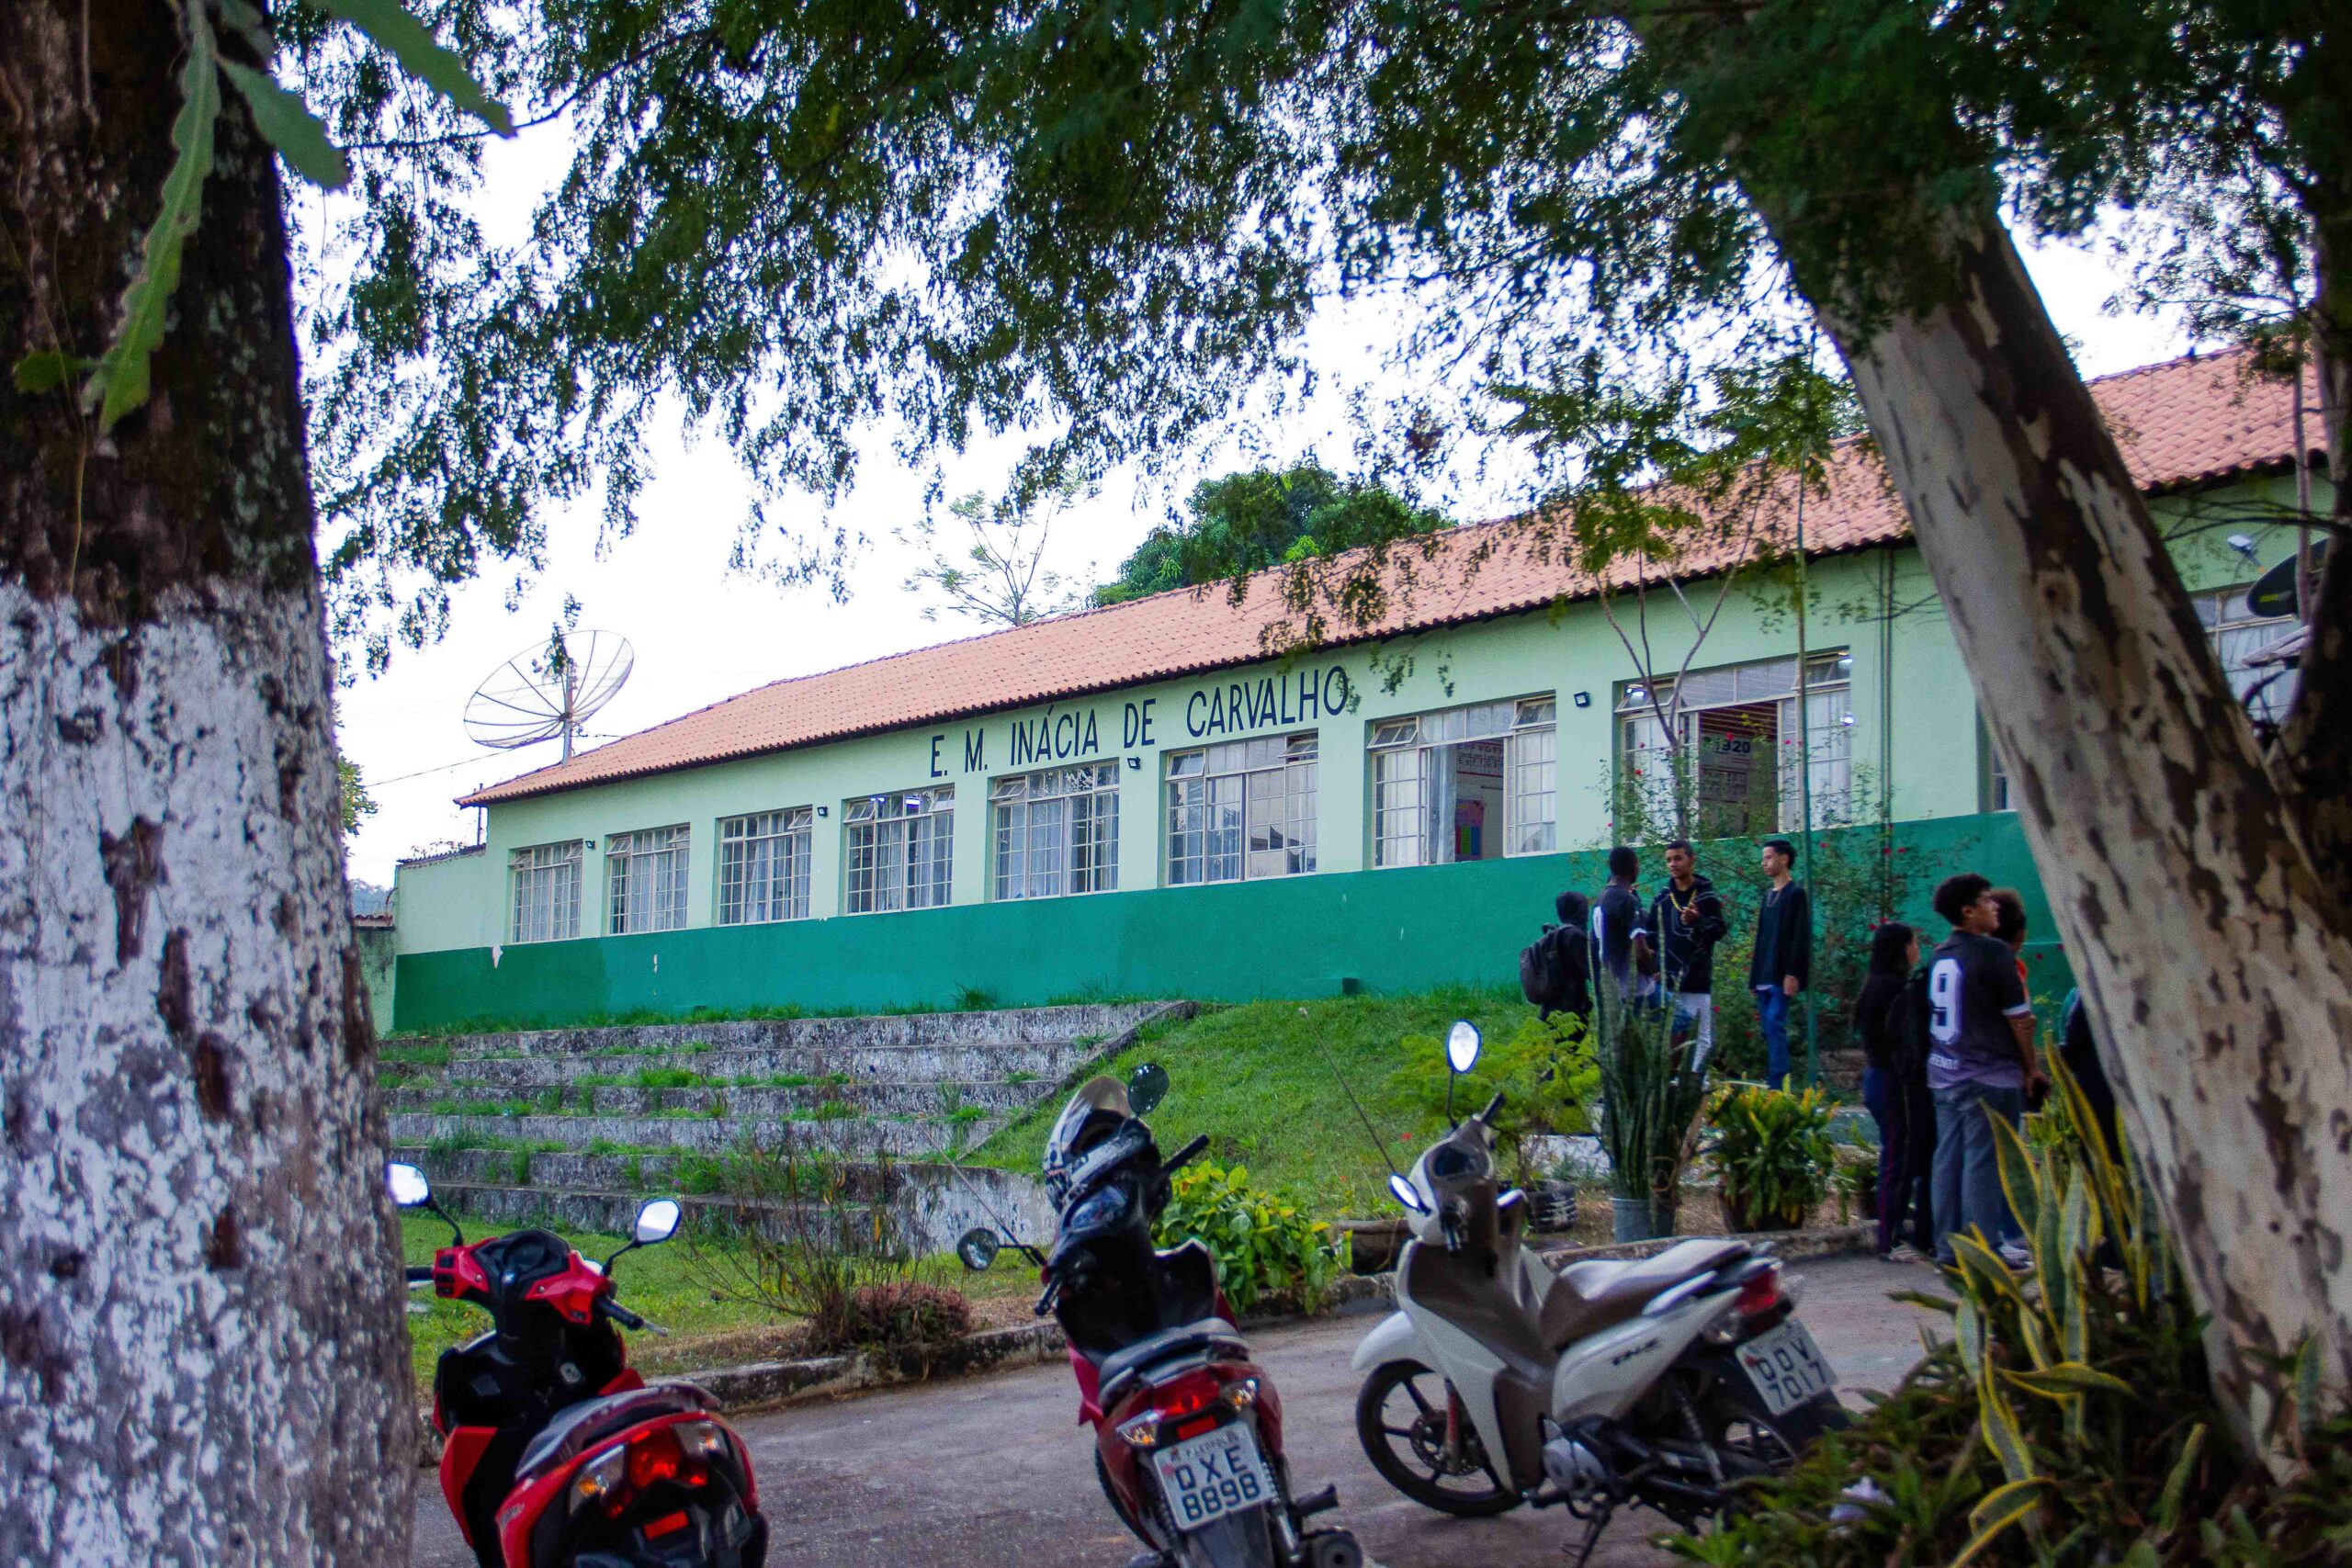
1702, 1384, 1849, 1483
1173, 1505, 1281, 1568
1354, 1359, 1521, 1517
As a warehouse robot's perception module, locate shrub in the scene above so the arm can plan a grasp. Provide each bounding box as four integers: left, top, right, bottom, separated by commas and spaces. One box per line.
1154, 1160, 1349, 1314
1388, 1011, 1599, 1138
1591, 974, 1712, 1205
1702, 1084, 1839, 1232
842, 1280, 972, 1348
1667, 1056, 2352, 1565
684, 1140, 916, 1356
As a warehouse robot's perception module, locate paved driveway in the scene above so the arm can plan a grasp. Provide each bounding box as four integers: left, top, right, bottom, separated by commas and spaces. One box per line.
412, 1253, 1938, 1567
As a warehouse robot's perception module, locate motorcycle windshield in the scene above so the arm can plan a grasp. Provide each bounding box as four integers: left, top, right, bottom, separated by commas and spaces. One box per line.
1044, 1076, 1131, 1181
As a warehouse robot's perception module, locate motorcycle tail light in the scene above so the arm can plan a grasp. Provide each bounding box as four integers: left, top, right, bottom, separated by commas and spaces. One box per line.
1218, 1378, 1260, 1412
571, 1444, 628, 1515
643, 1509, 690, 1541
1116, 1415, 1162, 1449
673, 1419, 729, 1462
627, 1427, 685, 1491
1734, 1267, 1783, 1318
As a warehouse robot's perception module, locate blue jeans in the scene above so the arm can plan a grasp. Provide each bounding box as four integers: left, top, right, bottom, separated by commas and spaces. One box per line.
1753, 986, 1792, 1088
1931, 1078, 2025, 1261
1860, 1065, 1900, 1254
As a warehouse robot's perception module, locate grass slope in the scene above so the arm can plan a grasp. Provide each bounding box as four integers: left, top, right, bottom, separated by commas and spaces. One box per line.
969, 986, 1542, 1217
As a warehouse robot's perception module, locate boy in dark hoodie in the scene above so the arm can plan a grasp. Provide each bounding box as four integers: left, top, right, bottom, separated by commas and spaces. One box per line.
1641, 840, 1728, 1067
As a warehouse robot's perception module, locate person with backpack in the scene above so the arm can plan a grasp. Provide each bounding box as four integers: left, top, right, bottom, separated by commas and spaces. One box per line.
1640, 840, 1728, 1068
1925, 873, 2047, 1270
1853, 922, 1928, 1263
1521, 889, 1594, 1026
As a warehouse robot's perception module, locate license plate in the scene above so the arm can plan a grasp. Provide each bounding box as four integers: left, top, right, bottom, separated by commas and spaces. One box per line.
1149, 1421, 1275, 1533
1736, 1318, 1836, 1416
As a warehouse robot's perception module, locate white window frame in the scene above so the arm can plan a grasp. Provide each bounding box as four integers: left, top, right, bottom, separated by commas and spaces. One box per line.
717, 807, 812, 925
1166, 733, 1318, 886
844, 786, 956, 914
606, 824, 690, 935
1369, 696, 1556, 866
992, 763, 1120, 901
509, 840, 583, 943
1615, 650, 1854, 833
2195, 583, 2300, 728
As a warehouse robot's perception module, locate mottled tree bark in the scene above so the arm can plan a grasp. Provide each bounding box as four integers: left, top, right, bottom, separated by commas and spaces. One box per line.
0, 2, 415, 1559
1811, 211, 2352, 1454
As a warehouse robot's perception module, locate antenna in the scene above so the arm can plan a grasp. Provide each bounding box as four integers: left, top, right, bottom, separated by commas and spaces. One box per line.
463, 630, 634, 761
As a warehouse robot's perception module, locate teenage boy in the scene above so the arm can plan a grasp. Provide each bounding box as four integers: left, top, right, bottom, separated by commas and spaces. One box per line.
1644, 840, 1728, 1067
1927, 872, 2047, 1270
1747, 838, 1813, 1089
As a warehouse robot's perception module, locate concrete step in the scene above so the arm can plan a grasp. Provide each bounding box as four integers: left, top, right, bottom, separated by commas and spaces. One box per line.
395, 1042, 1097, 1091
386, 1111, 1007, 1160
433, 1001, 1188, 1061
385, 1079, 1045, 1121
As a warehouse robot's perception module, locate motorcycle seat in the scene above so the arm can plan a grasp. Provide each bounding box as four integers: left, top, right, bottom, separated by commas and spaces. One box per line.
1540, 1238, 1751, 1349
1096, 1318, 1250, 1404
514, 1381, 718, 1483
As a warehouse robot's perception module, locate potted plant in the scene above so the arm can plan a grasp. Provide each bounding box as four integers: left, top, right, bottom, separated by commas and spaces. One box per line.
1590, 971, 1712, 1241
1703, 1083, 1839, 1233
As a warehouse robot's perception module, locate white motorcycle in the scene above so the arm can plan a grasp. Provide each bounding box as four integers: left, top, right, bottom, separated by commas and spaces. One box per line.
1350, 1022, 1848, 1564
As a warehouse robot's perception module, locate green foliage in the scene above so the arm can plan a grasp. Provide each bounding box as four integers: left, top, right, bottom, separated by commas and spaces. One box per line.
1668, 1055, 2352, 1564
1386, 1013, 1598, 1179
1702, 1084, 1838, 1232
1590, 975, 1711, 1204
336, 754, 378, 837
841, 1281, 973, 1352
1154, 1160, 1349, 1315
898, 490, 1085, 626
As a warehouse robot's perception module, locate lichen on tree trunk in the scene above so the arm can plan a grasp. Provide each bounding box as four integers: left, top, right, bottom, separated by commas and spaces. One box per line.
1815, 211, 2352, 1456
1, 1, 414, 1558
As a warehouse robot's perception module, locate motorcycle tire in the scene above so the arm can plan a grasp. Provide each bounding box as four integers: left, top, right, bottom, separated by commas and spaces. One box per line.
1353, 1359, 1521, 1517
1173, 1504, 1280, 1568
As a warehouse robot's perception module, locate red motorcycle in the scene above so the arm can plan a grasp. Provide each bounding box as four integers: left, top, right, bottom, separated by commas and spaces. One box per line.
389, 1164, 767, 1568
963, 1067, 1361, 1568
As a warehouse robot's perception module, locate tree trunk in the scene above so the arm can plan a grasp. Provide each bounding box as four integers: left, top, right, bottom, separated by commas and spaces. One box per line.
1810, 210, 2352, 1453
0, 4, 414, 1559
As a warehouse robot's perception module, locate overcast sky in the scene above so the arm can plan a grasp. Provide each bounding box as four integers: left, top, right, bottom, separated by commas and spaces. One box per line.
321, 126, 2192, 889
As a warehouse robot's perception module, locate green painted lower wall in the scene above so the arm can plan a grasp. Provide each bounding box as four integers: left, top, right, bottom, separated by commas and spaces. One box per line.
392, 810, 2051, 1032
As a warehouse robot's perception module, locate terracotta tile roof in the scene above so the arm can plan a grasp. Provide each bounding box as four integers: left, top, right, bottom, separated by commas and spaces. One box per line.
461, 350, 2323, 807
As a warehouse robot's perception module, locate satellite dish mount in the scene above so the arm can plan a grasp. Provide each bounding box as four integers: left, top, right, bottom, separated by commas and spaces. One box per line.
464, 630, 635, 761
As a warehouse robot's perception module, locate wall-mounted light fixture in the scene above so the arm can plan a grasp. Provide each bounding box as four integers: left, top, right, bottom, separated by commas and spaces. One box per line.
815, 806, 830, 818
1125, 756, 1143, 771
1572, 692, 1591, 708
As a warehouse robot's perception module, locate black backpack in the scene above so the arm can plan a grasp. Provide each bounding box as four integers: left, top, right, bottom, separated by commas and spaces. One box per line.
1520, 924, 1589, 1012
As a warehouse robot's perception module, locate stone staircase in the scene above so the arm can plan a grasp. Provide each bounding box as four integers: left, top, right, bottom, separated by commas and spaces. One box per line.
380, 1001, 1190, 1253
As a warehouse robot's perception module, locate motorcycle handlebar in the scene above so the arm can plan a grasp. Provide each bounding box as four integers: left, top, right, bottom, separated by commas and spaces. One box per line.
1164, 1134, 1210, 1174
1478, 1090, 1505, 1124
405, 1265, 435, 1287
597, 1297, 648, 1332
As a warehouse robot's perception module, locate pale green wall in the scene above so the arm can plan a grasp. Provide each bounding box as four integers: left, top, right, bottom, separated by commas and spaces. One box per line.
396, 476, 2320, 963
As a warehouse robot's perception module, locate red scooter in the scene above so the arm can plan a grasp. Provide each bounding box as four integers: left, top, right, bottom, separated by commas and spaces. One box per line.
961, 1067, 1360, 1568
389, 1164, 767, 1568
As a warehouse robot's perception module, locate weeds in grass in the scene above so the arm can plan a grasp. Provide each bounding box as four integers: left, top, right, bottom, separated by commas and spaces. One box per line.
809, 1100, 854, 1121
619, 1152, 644, 1189
508, 1148, 532, 1186
952, 986, 999, 1012
425, 1131, 488, 1156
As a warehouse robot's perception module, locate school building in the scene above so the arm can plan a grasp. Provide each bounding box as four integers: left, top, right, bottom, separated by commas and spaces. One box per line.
387, 351, 2327, 1032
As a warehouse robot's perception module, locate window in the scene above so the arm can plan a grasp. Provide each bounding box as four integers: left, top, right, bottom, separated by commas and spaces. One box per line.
1166, 733, 1317, 885
509, 840, 583, 943
993, 764, 1120, 901
1370, 697, 1556, 866
1615, 650, 1853, 835
606, 825, 690, 934
1984, 589, 2299, 811
718, 808, 812, 924
2196, 585, 2300, 728
844, 786, 955, 913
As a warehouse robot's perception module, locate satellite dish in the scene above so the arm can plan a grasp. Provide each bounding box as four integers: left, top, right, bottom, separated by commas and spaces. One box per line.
464, 630, 634, 761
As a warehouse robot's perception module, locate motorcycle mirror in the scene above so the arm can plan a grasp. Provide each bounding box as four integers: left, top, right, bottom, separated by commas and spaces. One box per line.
1445, 1020, 1483, 1075
1126, 1062, 1170, 1117
633, 1198, 684, 1246
1388, 1172, 1429, 1214
956, 1227, 1003, 1271
386, 1162, 432, 1208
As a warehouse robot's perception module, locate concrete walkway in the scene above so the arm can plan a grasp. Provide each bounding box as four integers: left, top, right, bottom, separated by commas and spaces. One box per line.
411, 1253, 1940, 1567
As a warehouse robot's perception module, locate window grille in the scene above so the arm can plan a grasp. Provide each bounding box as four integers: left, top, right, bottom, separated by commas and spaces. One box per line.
1368, 695, 1556, 863
717, 808, 812, 924
1167, 733, 1317, 885
606, 825, 690, 934
993, 763, 1120, 901
844, 786, 956, 914
509, 840, 582, 943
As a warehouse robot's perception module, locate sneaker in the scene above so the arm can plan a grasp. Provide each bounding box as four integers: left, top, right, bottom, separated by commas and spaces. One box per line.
1997, 1242, 2035, 1272
1883, 1243, 1928, 1265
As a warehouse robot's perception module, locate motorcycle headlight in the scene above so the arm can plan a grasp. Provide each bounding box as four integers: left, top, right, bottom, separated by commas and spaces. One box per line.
570, 1442, 628, 1515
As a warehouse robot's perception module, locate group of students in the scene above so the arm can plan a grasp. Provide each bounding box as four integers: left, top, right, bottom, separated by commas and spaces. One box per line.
1851, 872, 2119, 1269
1527, 836, 1815, 1087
